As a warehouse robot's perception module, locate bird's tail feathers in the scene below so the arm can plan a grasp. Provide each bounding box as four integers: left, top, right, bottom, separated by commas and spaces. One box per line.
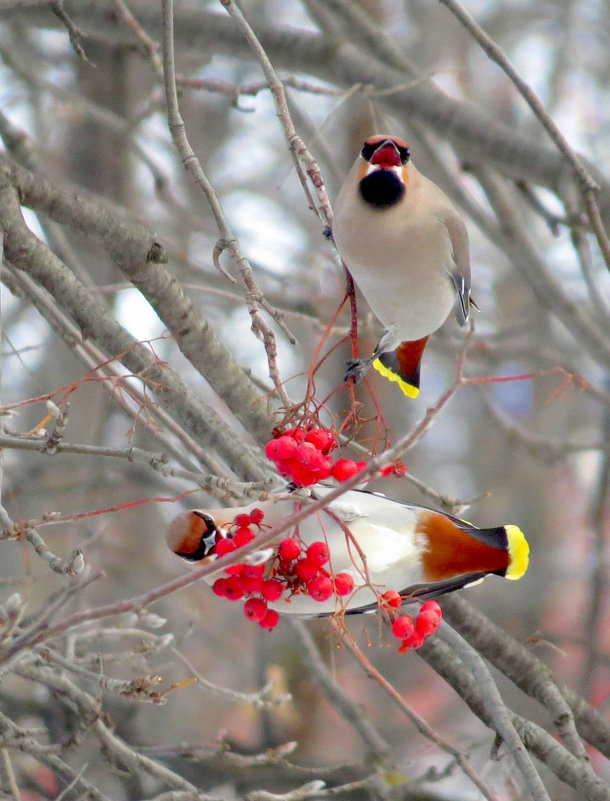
457, 521, 529, 580
373, 337, 429, 398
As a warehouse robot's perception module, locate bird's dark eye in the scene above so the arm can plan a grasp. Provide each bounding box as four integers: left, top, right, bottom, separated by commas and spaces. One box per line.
194, 511, 216, 530
361, 142, 378, 162
192, 512, 219, 556
395, 144, 410, 163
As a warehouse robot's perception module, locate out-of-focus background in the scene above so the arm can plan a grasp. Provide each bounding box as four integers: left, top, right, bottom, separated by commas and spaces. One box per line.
0, 1, 608, 800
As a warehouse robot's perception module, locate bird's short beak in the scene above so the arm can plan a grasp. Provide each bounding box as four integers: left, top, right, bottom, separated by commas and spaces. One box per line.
370, 140, 401, 168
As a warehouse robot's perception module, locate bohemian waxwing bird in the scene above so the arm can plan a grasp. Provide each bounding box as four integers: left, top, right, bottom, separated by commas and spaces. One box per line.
332, 134, 472, 398
166, 488, 528, 619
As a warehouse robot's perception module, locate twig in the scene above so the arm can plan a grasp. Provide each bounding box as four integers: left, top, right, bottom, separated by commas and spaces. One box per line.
290, 621, 389, 763
177, 75, 345, 100
14, 664, 220, 799
439, 0, 610, 274
1, 507, 84, 576
0, 164, 268, 481
0, 748, 20, 801
2, 265, 220, 474
473, 165, 610, 370
218, 0, 334, 227
0, 434, 274, 500
245, 777, 381, 800
341, 634, 502, 801
323, 0, 418, 75
0, 709, 111, 801
419, 634, 610, 800
477, 391, 600, 464
160, 0, 295, 408
54, 762, 90, 801
436, 621, 552, 801
169, 646, 289, 709
49, 0, 93, 63
438, 594, 608, 759
113, 0, 163, 75
579, 395, 610, 698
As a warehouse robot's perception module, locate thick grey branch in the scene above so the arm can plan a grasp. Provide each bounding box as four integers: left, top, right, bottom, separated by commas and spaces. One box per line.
419, 635, 610, 801
440, 594, 610, 759
0, 162, 268, 481
437, 622, 552, 801
2, 153, 274, 445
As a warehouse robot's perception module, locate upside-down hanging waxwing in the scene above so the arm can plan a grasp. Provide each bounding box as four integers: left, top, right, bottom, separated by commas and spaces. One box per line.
332, 134, 472, 398
167, 488, 528, 618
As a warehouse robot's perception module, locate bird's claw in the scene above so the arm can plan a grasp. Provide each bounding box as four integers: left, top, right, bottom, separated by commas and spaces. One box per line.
344, 358, 372, 384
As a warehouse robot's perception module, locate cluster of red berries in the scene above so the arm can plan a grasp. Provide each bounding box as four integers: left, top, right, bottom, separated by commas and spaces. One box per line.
388, 599, 442, 652
211, 509, 355, 630
265, 427, 408, 488
265, 427, 368, 488
209, 508, 442, 650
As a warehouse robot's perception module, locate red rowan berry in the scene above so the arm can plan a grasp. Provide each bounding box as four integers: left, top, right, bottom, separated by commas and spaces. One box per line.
391, 616, 415, 640
333, 573, 354, 596
275, 460, 294, 478
295, 441, 320, 468
273, 436, 298, 461
313, 456, 334, 480
243, 597, 268, 622
399, 629, 426, 651
420, 600, 442, 616
305, 429, 337, 454
332, 459, 359, 482
306, 541, 329, 566
212, 578, 228, 597
295, 558, 320, 583
241, 564, 265, 578
265, 439, 282, 461
234, 513, 252, 528
222, 577, 245, 600
215, 538, 236, 558
290, 462, 318, 487
233, 527, 255, 547
259, 608, 280, 630
416, 609, 441, 636
261, 579, 284, 602
381, 589, 402, 608
307, 575, 334, 602
278, 538, 301, 561
240, 575, 264, 594
249, 508, 265, 525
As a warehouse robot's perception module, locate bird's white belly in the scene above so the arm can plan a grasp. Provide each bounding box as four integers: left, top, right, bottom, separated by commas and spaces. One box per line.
336, 213, 456, 341
202, 492, 425, 617
267, 499, 423, 616
354, 265, 455, 341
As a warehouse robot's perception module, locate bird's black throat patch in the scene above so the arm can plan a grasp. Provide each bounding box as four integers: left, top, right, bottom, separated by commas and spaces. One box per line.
359, 170, 405, 208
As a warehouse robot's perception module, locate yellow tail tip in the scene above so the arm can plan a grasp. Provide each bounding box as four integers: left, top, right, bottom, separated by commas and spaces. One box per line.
505, 525, 529, 580
373, 358, 419, 398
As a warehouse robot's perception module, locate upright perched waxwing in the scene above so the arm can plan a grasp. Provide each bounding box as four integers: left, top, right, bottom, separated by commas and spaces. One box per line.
167, 488, 528, 618
332, 134, 472, 398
